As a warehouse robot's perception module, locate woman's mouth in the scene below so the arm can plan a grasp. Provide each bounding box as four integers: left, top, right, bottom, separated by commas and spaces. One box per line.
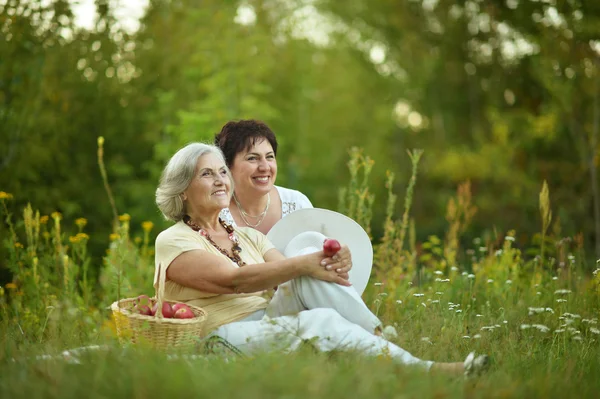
212, 190, 227, 196
253, 176, 269, 184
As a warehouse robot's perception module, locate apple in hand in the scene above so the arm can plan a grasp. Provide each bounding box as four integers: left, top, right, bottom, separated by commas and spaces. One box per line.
152, 302, 174, 318
173, 307, 195, 319
323, 238, 342, 257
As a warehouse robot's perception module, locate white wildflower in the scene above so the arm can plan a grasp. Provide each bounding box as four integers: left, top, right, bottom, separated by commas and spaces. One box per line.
536, 292, 541, 295
421, 302, 427, 308
435, 292, 443, 295
505, 280, 513, 285
468, 274, 475, 279
462, 335, 471, 339
421, 337, 432, 343
528, 307, 546, 315
563, 313, 581, 319
554, 289, 572, 295
476, 314, 483, 317
495, 249, 503, 256
552, 276, 558, 280
556, 299, 567, 303
533, 324, 550, 333
456, 309, 463, 313
545, 308, 555, 314
431, 300, 440, 304
505, 236, 515, 242
462, 271, 468, 276
479, 247, 488, 252
473, 334, 481, 339
590, 327, 600, 335
434, 270, 443, 275
413, 293, 425, 297
395, 300, 403, 305
487, 279, 494, 283
572, 335, 583, 341
451, 266, 459, 272
374, 282, 383, 286
503, 320, 508, 324
520, 324, 532, 330
554, 329, 565, 333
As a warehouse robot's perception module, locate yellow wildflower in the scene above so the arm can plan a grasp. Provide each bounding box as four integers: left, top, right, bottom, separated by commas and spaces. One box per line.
14, 242, 23, 249
51, 212, 62, 221
42, 231, 50, 239
119, 214, 131, 222
40, 215, 49, 224
109, 233, 120, 241
75, 218, 88, 228
134, 237, 142, 244
15, 291, 23, 296
142, 221, 154, 232
97, 136, 105, 147
5, 283, 17, 289
69, 235, 81, 244
77, 233, 89, 240
0, 287, 4, 296
0, 191, 13, 200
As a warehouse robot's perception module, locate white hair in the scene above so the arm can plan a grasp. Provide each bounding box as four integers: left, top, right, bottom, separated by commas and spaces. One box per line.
156, 143, 233, 221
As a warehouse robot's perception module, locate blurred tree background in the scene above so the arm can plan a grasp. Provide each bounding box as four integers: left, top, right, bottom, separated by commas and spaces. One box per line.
1, 0, 600, 275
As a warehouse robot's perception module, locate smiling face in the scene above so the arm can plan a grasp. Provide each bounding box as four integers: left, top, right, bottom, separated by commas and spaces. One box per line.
229, 139, 277, 196
182, 153, 232, 217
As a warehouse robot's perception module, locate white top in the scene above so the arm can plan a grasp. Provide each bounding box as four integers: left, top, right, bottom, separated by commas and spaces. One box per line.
220, 185, 313, 226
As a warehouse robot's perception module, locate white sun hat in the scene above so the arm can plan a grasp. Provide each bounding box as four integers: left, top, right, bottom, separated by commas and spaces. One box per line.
266, 208, 373, 295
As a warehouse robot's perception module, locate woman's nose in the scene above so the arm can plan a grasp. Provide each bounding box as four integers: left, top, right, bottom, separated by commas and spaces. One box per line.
257, 158, 269, 171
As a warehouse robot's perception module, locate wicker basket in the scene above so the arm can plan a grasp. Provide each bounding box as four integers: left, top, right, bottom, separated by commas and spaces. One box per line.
111, 264, 208, 351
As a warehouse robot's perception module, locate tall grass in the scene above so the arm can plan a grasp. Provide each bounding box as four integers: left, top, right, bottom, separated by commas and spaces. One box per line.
1, 146, 599, 398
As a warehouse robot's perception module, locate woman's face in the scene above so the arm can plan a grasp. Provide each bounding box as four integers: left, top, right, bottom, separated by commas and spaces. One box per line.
183, 153, 232, 214
230, 139, 277, 195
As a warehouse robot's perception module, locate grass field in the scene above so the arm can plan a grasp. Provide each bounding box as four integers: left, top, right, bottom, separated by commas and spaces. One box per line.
1, 173, 599, 398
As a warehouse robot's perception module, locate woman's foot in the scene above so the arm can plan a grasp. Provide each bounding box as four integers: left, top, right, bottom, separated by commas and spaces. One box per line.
463, 351, 490, 378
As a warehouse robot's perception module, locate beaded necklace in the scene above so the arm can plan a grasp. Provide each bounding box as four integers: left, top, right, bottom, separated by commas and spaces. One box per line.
183, 215, 246, 267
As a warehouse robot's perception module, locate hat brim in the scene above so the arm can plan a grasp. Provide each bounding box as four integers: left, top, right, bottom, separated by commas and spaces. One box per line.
266, 208, 373, 295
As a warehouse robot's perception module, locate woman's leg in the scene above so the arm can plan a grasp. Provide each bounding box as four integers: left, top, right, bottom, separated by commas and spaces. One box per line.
214, 308, 433, 369
267, 276, 382, 333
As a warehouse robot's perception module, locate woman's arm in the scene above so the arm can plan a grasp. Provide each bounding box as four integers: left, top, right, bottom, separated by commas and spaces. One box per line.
166, 248, 351, 295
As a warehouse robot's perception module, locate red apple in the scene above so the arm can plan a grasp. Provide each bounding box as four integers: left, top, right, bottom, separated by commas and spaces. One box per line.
137, 305, 152, 316
136, 294, 151, 307
173, 307, 195, 319
172, 303, 190, 313
323, 238, 342, 257
151, 302, 174, 318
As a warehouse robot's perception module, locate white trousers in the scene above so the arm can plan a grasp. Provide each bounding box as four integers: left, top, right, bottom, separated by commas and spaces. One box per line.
213, 276, 433, 369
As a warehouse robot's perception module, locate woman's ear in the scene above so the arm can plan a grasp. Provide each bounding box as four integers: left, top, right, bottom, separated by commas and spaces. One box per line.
181, 193, 187, 201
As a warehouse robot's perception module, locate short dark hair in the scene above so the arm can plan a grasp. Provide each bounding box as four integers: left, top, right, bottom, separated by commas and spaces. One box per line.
214, 120, 278, 167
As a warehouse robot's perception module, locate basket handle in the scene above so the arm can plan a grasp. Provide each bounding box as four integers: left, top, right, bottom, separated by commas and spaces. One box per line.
154, 263, 168, 320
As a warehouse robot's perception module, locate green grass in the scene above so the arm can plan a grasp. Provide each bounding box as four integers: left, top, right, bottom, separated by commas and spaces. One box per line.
1, 157, 599, 398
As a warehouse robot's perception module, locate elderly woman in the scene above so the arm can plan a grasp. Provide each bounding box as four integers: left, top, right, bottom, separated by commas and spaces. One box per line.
154, 142, 488, 376
214, 119, 312, 235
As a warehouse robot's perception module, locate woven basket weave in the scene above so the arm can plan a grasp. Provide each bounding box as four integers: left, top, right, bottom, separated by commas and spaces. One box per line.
111, 264, 208, 351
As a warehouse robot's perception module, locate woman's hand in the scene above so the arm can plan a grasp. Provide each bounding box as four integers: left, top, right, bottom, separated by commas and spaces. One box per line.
304, 252, 352, 287
320, 245, 352, 276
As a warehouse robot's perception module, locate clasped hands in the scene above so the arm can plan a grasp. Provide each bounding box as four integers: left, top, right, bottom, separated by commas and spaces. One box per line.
320, 245, 352, 281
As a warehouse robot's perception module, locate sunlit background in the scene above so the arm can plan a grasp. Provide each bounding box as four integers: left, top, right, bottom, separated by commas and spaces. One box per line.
2, 0, 600, 264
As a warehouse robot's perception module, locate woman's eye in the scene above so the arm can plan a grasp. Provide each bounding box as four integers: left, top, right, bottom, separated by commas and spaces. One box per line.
220, 170, 227, 175
202, 171, 211, 177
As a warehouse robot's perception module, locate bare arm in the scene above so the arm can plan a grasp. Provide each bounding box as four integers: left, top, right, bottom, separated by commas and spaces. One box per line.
166, 248, 351, 295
